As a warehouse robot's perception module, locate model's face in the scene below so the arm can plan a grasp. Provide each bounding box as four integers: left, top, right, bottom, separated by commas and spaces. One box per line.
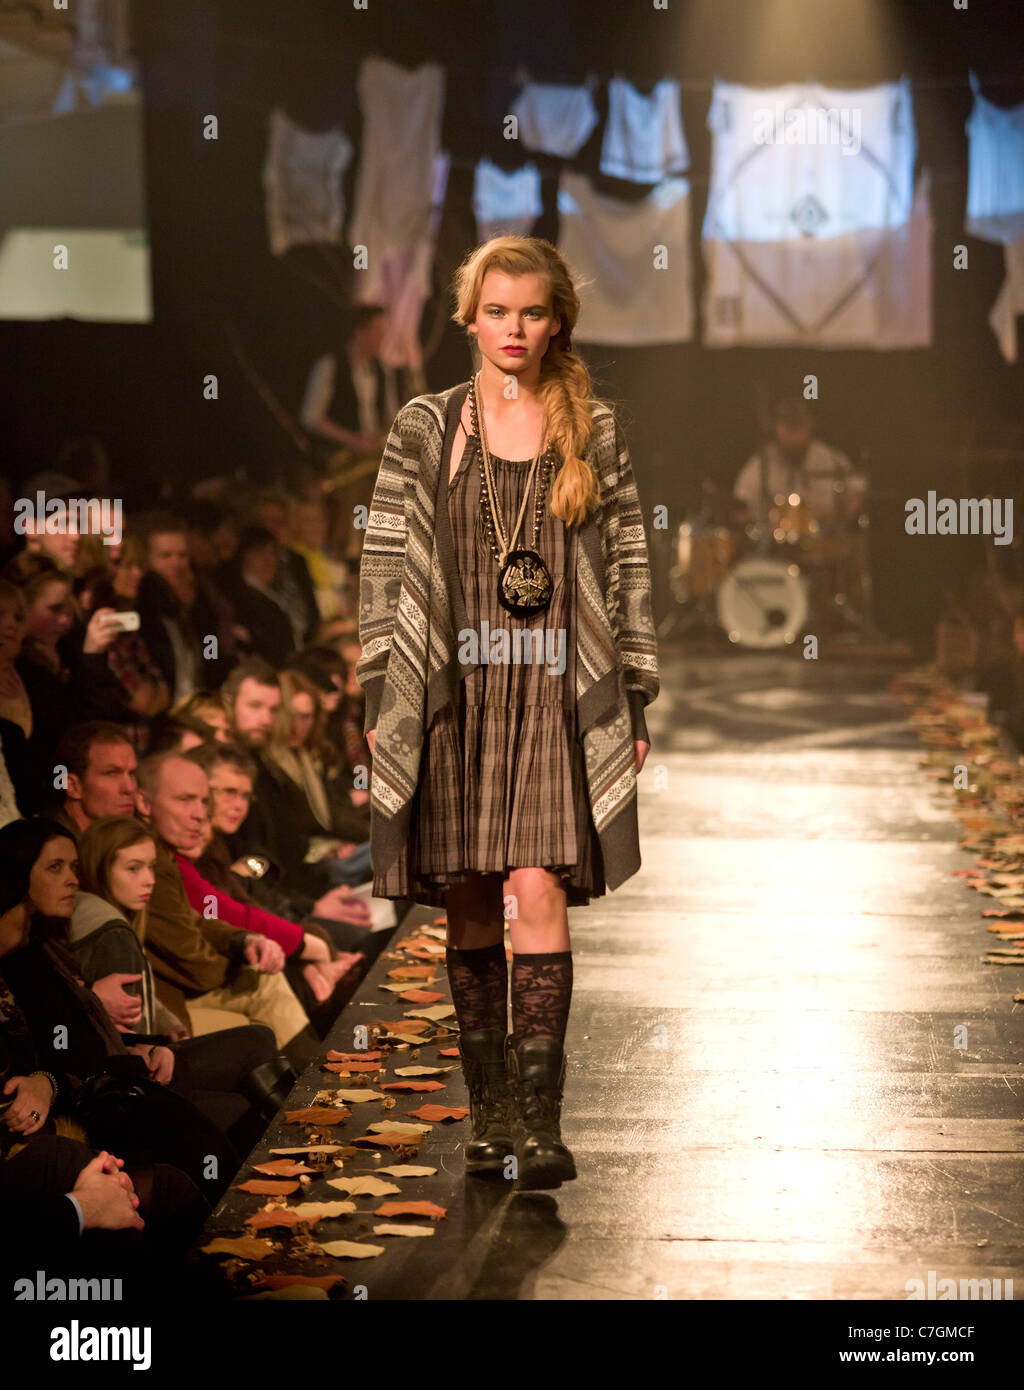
140, 758, 209, 853
207, 764, 253, 835
472, 271, 560, 378
29, 837, 79, 918
26, 581, 74, 646
147, 531, 191, 594
108, 839, 157, 912
71, 739, 138, 822
231, 678, 281, 748
0, 597, 25, 664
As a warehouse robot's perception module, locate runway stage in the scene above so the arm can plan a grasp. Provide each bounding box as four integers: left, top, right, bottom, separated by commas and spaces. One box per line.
193, 648, 1024, 1301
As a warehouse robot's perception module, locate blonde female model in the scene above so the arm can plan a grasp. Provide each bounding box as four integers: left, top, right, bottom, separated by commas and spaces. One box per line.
358, 236, 659, 1190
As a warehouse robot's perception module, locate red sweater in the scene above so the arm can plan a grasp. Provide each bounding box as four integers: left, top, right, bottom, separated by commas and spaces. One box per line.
174, 854, 304, 956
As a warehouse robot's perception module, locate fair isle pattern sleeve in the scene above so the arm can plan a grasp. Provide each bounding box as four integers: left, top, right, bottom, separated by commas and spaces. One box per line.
356, 411, 410, 736
599, 412, 660, 714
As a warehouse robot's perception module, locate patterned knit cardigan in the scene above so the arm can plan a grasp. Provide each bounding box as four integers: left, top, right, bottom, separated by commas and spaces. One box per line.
356, 379, 660, 892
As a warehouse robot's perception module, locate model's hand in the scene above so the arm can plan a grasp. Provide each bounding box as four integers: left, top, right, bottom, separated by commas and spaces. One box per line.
634, 740, 650, 774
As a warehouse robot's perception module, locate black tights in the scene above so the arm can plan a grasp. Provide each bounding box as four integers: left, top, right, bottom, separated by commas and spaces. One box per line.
445, 945, 573, 1044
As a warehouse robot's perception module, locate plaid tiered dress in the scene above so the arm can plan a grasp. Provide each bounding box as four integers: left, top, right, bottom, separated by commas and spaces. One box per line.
372, 430, 605, 908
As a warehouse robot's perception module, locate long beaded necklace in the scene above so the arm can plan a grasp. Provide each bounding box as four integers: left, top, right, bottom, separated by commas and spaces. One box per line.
469, 371, 555, 618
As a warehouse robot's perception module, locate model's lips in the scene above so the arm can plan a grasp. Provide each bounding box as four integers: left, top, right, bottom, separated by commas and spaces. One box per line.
501, 346, 526, 353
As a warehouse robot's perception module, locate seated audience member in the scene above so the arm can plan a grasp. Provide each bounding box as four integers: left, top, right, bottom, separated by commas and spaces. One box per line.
71, 816, 296, 1133
187, 740, 370, 931
136, 511, 235, 699
181, 744, 366, 1023
291, 643, 371, 807
78, 533, 170, 722
0, 580, 31, 737
133, 749, 318, 1066
0, 819, 244, 1195
181, 501, 239, 574
171, 690, 231, 743
223, 659, 371, 895
249, 491, 320, 645
3, 555, 129, 811
289, 497, 347, 621
222, 526, 297, 669
51, 720, 139, 838
268, 668, 371, 853
0, 1138, 207, 1286
0, 718, 24, 828
145, 716, 209, 755
17, 482, 82, 575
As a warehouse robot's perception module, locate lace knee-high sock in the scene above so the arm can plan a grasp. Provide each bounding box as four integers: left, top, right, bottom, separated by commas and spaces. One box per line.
445, 944, 509, 1033
510, 951, 573, 1044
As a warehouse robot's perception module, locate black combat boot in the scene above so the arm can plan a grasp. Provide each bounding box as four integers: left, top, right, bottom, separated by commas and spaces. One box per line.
460, 1027, 516, 1177
507, 1034, 577, 1190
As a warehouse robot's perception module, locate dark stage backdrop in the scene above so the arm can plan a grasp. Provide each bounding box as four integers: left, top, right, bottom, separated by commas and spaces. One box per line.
2, 0, 1023, 643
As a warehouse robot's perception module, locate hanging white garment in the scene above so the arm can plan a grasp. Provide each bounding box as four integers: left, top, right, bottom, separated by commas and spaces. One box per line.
702, 78, 926, 348
600, 76, 689, 183
262, 107, 353, 257
510, 78, 599, 158
473, 158, 543, 241
964, 75, 1024, 364
556, 171, 693, 345
347, 56, 445, 281
347, 58, 447, 370
965, 73, 1024, 245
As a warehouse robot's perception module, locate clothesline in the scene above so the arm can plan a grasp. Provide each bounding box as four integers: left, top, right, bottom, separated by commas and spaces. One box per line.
141, 24, 1024, 94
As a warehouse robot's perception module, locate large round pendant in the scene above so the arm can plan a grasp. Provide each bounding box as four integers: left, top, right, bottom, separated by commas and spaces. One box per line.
497, 548, 553, 617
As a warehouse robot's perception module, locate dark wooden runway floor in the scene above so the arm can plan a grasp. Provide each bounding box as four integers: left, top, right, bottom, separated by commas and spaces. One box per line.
193, 648, 1024, 1301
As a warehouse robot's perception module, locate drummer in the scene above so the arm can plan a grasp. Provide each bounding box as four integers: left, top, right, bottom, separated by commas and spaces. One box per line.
732, 398, 865, 529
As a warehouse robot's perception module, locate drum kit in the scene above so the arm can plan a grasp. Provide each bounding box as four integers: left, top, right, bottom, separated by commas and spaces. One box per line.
661, 482, 874, 648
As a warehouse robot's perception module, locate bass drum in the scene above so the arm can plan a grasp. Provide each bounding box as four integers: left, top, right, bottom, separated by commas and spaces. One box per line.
669, 522, 736, 601
716, 556, 810, 649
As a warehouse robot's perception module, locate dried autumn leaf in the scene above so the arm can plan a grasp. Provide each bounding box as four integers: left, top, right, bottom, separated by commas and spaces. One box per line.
393, 1064, 453, 1077
284, 1106, 350, 1125
235, 1178, 301, 1195
268, 1144, 344, 1156
251, 1159, 315, 1177
367, 1121, 432, 1136
398, 990, 445, 1004
319, 1240, 385, 1259
438, 1047, 460, 1057
244, 1208, 308, 1231
333, 1089, 385, 1103
326, 1050, 383, 1062
373, 1200, 447, 1220
406, 1104, 470, 1123
404, 1004, 456, 1021
323, 1060, 381, 1074
385, 965, 437, 980
381, 1080, 446, 1092
376, 1164, 438, 1178
372, 1223, 435, 1238
378, 1018, 431, 1033
201, 1236, 276, 1260
350, 1133, 422, 1150
288, 1200, 356, 1221
326, 1176, 402, 1197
